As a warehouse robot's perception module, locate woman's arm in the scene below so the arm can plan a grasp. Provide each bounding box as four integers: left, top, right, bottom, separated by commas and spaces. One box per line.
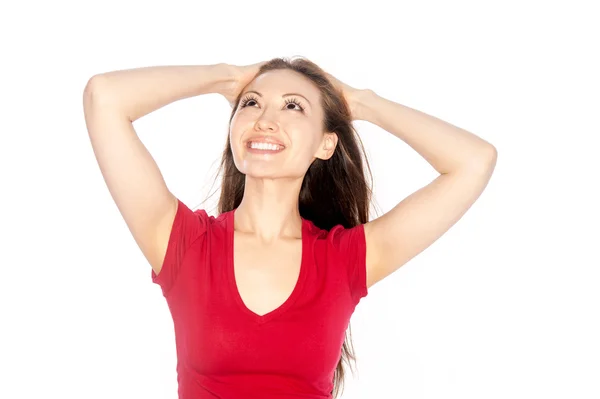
358, 90, 496, 173
83, 64, 234, 275
85, 64, 234, 122
355, 90, 497, 288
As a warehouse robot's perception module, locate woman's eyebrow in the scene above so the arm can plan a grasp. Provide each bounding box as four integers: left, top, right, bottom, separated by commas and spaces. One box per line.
243, 90, 311, 106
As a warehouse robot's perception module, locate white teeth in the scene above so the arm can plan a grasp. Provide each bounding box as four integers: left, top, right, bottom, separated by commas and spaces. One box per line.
249, 142, 282, 151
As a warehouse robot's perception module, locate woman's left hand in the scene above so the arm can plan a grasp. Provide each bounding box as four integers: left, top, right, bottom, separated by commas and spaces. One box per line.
325, 72, 370, 121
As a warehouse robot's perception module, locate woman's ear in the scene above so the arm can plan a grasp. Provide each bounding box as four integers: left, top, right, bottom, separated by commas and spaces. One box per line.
315, 132, 339, 160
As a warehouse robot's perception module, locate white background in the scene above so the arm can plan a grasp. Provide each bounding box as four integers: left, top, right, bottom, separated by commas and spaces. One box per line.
1, 1, 599, 398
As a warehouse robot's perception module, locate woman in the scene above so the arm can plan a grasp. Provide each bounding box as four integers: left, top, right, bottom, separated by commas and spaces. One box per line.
83, 57, 497, 398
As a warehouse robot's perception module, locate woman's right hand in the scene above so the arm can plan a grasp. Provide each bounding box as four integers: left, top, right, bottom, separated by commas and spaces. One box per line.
220, 61, 268, 108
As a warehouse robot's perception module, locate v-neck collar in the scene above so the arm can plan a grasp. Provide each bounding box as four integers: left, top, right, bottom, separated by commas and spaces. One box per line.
225, 208, 309, 325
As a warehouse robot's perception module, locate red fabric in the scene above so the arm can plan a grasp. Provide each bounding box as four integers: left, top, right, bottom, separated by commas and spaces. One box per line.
151, 198, 368, 398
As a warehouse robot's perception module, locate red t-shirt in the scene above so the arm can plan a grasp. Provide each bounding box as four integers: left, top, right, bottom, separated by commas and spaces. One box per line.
151, 198, 369, 398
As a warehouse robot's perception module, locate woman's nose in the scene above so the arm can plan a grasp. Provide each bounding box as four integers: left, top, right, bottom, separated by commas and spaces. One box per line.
254, 115, 278, 132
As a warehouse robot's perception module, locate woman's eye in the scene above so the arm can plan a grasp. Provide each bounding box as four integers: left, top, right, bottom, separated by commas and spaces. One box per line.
241, 99, 257, 107
239, 96, 259, 108
284, 98, 305, 112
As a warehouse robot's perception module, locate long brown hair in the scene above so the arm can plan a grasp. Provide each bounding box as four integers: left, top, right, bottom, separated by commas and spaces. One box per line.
211, 56, 374, 398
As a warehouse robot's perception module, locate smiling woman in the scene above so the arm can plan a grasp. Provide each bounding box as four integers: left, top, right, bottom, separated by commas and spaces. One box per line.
83, 55, 495, 399
213, 59, 372, 398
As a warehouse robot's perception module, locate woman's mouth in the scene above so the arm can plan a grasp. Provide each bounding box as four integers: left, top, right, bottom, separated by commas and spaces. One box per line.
246, 141, 286, 154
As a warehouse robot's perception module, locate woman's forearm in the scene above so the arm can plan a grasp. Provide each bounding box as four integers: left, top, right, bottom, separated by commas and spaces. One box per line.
357, 90, 496, 174
83, 64, 234, 122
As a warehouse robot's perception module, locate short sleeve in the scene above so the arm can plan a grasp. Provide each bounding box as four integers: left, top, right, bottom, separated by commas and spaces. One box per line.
329, 223, 368, 305
151, 198, 208, 297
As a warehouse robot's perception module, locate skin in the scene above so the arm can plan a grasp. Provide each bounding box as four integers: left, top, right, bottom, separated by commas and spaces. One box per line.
229, 69, 338, 243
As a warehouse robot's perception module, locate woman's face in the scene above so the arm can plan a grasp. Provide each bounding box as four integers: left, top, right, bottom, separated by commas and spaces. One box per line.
229, 69, 337, 179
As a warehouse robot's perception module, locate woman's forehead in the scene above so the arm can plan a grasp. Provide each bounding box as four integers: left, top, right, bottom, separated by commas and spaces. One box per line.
249, 70, 319, 99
